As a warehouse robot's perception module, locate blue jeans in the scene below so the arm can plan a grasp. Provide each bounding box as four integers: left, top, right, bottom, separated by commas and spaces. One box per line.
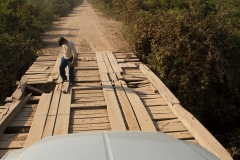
59, 56, 74, 82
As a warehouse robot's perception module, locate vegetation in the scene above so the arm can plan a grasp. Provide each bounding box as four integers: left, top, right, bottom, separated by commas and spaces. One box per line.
0, 0, 83, 105
89, 0, 240, 159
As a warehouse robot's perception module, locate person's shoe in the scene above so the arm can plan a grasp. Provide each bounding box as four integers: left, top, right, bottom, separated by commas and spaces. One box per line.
69, 82, 74, 86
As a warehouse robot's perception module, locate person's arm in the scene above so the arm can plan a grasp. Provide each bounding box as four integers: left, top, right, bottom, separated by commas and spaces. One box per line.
69, 41, 78, 67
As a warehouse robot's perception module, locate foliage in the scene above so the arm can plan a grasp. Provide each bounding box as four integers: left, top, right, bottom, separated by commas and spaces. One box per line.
88, 0, 240, 159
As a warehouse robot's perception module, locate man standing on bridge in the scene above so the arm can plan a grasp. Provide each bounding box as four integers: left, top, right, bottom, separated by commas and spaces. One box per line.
58, 37, 77, 85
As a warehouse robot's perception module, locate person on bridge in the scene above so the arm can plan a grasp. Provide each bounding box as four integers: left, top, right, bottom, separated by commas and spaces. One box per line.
58, 37, 78, 85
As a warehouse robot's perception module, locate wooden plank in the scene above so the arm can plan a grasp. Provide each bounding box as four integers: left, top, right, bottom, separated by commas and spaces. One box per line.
72, 113, 108, 119
95, 51, 104, 62
11, 76, 28, 100
28, 96, 41, 101
102, 51, 114, 73
13, 116, 34, 121
57, 88, 72, 115
21, 107, 36, 112
139, 94, 162, 99
143, 99, 168, 106
147, 105, 170, 110
74, 67, 99, 70
24, 92, 53, 147
73, 90, 103, 94
72, 86, 103, 90
48, 84, 62, 116
24, 104, 37, 108
71, 102, 107, 108
70, 129, 111, 133
115, 81, 140, 130
16, 111, 35, 117
53, 115, 69, 135
106, 51, 122, 73
157, 123, 188, 133
53, 88, 72, 135
72, 97, 105, 102
70, 123, 110, 130
102, 81, 126, 130
34, 93, 52, 116
150, 113, 177, 120
73, 93, 104, 98
126, 62, 137, 68
70, 117, 109, 125
0, 133, 28, 141
71, 125, 111, 131
0, 141, 24, 149
109, 73, 117, 81
0, 94, 31, 136
9, 120, 32, 127
72, 109, 107, 114
120, 81, 156, 131
167, 131, 194, 139
42, 116, 56, 138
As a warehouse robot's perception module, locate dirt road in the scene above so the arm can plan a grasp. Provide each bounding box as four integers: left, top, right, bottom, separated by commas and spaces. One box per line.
41, 2, 129, 55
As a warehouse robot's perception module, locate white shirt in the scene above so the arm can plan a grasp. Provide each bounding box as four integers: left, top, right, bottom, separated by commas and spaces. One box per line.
62, 40, 77, 59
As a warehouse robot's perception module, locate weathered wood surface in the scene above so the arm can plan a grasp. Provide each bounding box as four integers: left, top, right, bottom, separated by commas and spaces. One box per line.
0, 51, 232, 160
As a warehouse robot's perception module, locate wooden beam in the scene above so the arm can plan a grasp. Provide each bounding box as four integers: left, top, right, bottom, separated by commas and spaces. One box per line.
0, 94, 31, 136
11, 76, 28, 100
25, 84, 45, 94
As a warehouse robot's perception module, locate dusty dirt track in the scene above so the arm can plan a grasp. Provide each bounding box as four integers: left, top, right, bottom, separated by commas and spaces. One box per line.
41, 2, 129, 55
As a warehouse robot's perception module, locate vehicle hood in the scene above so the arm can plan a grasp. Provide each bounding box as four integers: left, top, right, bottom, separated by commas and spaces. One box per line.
2, 131, 219, 160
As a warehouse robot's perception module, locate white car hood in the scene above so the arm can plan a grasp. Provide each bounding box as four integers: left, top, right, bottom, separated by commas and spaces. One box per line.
2, 131, 219, 160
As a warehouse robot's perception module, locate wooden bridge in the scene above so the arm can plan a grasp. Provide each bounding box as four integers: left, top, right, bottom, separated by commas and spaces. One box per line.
0, 51, 232, 159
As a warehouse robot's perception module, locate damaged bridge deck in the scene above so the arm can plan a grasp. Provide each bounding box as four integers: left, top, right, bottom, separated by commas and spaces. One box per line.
0, 51, 231, 159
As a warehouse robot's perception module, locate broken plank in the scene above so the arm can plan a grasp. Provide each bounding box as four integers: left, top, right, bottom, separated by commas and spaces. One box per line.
120, 81, 156, 131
